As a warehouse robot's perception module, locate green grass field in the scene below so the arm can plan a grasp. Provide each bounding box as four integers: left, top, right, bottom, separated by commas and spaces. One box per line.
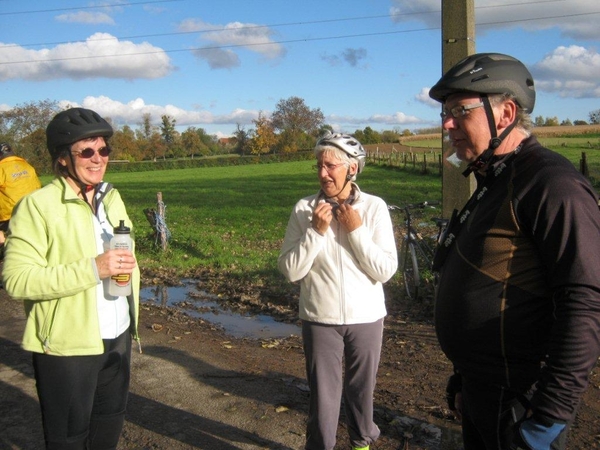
394, 132, 600, 188
91, 162, 440, 284
36, 136, 597, 291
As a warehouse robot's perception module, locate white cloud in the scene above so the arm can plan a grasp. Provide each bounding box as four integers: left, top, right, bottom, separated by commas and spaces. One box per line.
409, 45, 600, 101
56, 11, 115, 25
192, 47, 240, 69
55, 95, 424, 133
179, 18, 286, 69
389, 0, 440, 27
368, 112, 422, 125
389, 0, 600, 40
389, 1, 600, 100
533, 46, 600, 98
0, 33, 173, 81
415, 87, 440, 108
328, 111, 422, 126
66, 96, 260, 128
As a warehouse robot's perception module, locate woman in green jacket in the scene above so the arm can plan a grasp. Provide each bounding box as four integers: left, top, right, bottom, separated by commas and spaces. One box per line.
3, 107, 140, 450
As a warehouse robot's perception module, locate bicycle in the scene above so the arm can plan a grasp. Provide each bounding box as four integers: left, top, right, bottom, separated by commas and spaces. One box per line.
388, 202, 448, 300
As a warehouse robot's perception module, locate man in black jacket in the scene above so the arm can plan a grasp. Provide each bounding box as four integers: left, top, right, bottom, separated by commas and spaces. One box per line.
429, 53, 600, 450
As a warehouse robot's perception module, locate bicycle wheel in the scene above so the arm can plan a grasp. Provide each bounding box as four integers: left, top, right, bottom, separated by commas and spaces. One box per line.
402, 239, 420, 300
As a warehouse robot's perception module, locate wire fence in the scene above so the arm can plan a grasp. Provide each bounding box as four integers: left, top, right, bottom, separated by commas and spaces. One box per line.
365, 144, 599, 189
366, 145, 443, 175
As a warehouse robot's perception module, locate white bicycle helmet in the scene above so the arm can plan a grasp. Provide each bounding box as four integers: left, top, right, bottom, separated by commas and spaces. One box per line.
315, 131, 366, 174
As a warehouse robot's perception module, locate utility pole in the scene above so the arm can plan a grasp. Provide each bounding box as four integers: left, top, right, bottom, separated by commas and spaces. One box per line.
440, 0, 476, 218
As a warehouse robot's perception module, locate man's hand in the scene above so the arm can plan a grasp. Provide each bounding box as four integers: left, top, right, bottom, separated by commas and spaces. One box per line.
446, 373, 462, 421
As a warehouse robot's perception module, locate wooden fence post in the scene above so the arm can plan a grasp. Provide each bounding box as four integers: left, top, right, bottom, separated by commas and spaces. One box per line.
157, 192, 168, 251
580, 152, 589, 177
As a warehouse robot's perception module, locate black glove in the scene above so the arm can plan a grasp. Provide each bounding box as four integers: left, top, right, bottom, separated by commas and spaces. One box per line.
445, 372, 462, 411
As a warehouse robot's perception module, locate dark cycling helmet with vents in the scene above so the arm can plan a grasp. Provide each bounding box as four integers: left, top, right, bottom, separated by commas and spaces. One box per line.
46, 107, 113, 159
429, 53, 536, 176
428, 52, 536, 112
315, 131, 366, 174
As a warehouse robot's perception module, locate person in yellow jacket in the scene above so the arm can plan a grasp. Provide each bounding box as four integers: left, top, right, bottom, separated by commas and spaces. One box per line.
0, 142, 41, 245
2, 108, 140, 450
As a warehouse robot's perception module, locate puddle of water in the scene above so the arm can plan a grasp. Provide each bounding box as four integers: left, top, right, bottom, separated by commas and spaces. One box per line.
140, 279, 300, 340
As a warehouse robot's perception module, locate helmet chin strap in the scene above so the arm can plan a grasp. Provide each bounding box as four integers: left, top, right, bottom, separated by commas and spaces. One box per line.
66, 153, 95, 195
323, 169, 354, 200
462, 94, 517, 177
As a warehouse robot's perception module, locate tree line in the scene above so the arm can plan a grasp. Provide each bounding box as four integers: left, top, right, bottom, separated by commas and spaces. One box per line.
0, 99, 228, 175
1, 97, 598, 176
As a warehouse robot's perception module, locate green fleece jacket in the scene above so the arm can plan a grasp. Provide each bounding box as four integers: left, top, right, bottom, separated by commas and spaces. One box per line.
2, 177, 140, 356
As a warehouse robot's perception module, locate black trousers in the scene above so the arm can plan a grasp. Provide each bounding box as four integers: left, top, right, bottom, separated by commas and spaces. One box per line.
461, 377, 568, 450
32, 331, 131, 450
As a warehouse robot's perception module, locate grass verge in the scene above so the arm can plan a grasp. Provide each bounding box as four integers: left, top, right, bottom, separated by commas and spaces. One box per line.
96, 162, 441, 297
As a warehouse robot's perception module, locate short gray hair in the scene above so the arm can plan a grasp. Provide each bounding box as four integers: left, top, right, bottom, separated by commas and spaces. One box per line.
489, 93, 533, 136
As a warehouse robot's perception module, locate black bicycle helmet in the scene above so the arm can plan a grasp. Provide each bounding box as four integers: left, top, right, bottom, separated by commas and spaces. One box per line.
46, 107, 113, 159
430, 53, 536, 176
429, 53, 535, 112
315, 131, 366, 174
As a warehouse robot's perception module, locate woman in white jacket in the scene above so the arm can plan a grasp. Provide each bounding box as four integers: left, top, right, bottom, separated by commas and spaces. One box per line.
278, 132, 397, 450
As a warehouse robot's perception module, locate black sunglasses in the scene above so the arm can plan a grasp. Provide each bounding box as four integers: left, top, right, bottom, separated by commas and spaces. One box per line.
71, 146, 112, 159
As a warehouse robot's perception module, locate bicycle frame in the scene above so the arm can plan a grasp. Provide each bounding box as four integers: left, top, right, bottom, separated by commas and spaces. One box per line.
389, 202, 447, 300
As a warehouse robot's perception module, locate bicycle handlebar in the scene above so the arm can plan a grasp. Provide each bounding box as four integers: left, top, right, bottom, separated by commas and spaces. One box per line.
388, 201, 441, 211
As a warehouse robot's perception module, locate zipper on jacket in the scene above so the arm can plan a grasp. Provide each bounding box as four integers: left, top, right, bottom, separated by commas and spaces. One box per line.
43, 337, 51, 354
335, 219, 347, 323
41, 298, 62, 354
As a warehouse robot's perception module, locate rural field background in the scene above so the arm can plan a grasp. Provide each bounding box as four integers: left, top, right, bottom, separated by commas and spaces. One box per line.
16, 126, 600, 449
99, 160, 443, 294
366, 125, 600, 188
37, 125, 600, 297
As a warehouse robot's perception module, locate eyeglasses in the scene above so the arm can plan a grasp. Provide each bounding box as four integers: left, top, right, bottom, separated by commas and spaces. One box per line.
440, 102, 484, 120
71, 146, 112, 159
313, 162, 346, 173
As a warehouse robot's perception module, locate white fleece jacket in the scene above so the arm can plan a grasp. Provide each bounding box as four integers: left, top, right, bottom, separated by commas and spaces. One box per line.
278, 185, 397, 325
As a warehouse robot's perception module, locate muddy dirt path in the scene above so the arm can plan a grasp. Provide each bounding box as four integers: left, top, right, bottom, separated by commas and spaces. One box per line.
1, 279, 599, 449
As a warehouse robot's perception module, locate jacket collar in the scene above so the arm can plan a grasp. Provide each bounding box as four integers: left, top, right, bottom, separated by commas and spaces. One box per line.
313, 182, 362, 208
53, 177, 113, 208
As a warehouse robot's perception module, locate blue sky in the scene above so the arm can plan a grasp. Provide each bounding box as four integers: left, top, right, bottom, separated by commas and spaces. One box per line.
1, 0, 599, 137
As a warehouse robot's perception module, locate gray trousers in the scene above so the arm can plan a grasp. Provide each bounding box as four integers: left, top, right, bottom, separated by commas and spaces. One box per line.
302, 319, 383, 450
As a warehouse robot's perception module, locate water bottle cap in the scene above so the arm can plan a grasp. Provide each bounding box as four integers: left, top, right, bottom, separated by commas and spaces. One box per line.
114, 219, 130, 234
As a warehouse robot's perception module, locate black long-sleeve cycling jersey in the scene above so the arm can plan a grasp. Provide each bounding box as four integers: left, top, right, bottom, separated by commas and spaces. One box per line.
435, 135, 600, 423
